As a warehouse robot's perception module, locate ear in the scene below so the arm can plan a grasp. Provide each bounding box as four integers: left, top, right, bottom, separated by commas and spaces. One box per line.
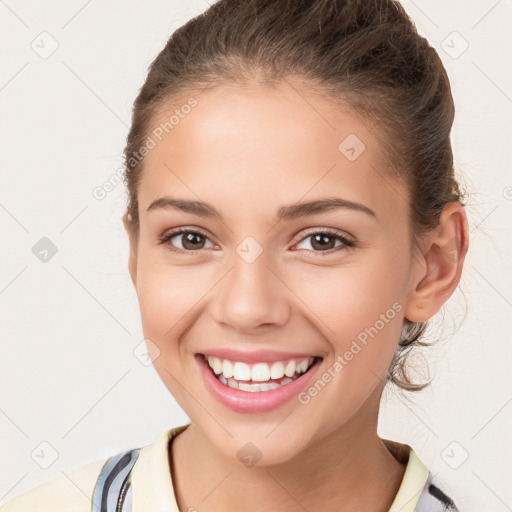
122, 212, 138, 289
404, 202, 469, 323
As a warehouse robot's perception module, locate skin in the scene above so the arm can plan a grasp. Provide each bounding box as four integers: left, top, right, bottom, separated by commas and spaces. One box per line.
123, 79, 469, 512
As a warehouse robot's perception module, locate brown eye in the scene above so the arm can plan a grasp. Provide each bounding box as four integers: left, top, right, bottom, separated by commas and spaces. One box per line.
294, 230, 355, 255
180, 231, 206, 250
158, 229, 214, 252
309, 233, 337, 251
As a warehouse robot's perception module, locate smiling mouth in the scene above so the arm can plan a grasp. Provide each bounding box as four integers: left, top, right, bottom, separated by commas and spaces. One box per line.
200, 353, 321, 392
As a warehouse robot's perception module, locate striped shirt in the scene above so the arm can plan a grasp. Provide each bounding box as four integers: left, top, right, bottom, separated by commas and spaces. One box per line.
0, 424, 458, 511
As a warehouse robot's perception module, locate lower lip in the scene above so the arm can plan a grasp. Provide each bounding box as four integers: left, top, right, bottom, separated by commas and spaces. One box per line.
196, 354, 322, 414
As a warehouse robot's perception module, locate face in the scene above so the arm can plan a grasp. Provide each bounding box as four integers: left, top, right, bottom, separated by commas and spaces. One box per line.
126, 80, 423, 465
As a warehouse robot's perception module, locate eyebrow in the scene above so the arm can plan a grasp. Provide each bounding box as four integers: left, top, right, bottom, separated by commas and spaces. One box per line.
146, 196, 376, 221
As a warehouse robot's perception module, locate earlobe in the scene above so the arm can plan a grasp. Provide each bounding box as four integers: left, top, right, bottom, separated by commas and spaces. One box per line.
404, 202, 469, 323
122, 213, 138, 289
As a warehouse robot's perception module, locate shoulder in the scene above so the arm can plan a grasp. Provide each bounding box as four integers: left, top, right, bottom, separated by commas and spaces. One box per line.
0, 425, 189, 512
0, 456, 109, 512
416, 472, 459, 511
383, 438, 459, 512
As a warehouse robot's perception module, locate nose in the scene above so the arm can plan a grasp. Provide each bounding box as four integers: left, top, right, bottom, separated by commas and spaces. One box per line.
210, 248, 292, 333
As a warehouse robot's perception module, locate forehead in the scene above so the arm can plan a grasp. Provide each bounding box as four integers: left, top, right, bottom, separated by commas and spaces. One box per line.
137, 80, 408, 224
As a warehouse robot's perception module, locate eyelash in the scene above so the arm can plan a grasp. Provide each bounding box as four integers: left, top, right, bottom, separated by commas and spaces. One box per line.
157, 227, 355, 257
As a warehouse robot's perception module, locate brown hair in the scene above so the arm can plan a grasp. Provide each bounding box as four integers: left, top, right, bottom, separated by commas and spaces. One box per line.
122, 0, 466, 391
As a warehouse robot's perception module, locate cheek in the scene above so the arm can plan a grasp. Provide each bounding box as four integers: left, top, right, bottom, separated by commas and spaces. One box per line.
134, 259, 205, 400
289, 259, 405, 372
135, 256, 203, 346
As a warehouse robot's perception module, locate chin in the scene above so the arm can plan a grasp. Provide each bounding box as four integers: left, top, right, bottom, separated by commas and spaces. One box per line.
209, 427, 313, 468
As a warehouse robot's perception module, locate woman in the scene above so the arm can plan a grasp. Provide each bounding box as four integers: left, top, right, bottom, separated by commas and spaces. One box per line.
1, 0, 469, 510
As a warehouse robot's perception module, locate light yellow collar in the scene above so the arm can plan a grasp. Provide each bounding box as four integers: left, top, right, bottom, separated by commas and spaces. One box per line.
132, 424, 187, 512
132, 424, 429, 512
385, 439, 430, 512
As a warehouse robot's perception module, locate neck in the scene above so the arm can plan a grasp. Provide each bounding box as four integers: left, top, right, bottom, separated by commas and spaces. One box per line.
169, 398, 407, 512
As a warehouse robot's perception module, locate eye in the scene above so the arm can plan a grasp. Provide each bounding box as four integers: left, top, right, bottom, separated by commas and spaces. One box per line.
293, 229, 355, 255
157, 228, 215, 253
157, 227, 355, 256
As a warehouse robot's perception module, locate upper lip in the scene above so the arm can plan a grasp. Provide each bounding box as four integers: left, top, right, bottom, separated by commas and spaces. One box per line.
198, 348, 321, 364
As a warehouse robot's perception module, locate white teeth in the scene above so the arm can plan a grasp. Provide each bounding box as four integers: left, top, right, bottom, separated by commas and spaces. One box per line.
239, 382, 259, 392
251, 363, 271, 382
224, 378, 295, 392
297, 359, 310, 373
227, 378, 238, 389
222, 359, 234, 379
270, 361, 285, 379
207, 356, 223, 375
284, 360, 296, 377
205, 355, 316, 389
233, 362, 251, 381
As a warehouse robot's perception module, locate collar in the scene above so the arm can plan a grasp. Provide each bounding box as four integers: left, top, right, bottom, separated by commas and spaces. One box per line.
131, 424, 429, 512
132, 424, 186, 512
383, 438, 430, 511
